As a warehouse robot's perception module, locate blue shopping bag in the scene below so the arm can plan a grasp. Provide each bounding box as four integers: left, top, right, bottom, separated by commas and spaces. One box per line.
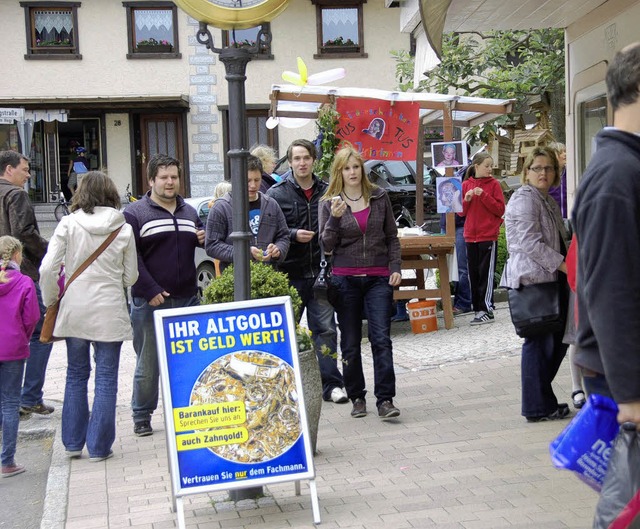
550, 393, 620, 491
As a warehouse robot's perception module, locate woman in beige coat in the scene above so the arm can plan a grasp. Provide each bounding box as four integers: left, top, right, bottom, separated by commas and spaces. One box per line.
40, 171, 138, 461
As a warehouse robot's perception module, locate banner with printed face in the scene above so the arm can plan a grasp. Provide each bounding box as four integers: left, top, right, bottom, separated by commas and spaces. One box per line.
335, 98, 420, 161
154, 296, 314, 497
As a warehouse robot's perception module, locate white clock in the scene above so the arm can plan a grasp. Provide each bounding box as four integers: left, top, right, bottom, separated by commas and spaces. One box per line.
174, 0, 291, 30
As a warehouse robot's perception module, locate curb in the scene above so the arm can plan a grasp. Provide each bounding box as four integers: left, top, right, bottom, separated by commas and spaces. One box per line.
18, 407, 68, 529
40, 425, 69, 529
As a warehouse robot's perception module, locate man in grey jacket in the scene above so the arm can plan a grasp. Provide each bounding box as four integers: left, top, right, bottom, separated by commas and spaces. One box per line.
0, 150, 54, 417
205, 156, 289, 271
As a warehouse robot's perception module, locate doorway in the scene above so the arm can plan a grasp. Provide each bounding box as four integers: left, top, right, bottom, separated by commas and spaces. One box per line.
134, 113, 185, 196
57, 118, 102, 201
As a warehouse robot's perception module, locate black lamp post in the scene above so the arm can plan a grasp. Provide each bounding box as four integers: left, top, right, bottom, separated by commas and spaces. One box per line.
195, 23, 270, 501
196, 23, 271, 302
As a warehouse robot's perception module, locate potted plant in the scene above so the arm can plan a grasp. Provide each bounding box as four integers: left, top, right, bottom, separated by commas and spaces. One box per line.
35, 37, 73, 53
135, 38, 173, 53
322, 36, 358, 53
203, 261, 323, 454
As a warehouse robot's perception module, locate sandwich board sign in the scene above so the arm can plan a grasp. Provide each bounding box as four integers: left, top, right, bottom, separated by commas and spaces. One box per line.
154, 296, 320, 527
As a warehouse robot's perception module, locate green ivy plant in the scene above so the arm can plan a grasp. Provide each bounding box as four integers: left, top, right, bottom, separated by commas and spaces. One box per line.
314, 104, 341, 181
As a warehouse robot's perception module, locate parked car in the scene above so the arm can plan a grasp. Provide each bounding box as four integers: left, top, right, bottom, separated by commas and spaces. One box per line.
184, 196, 216, 301
364, 159, 440, 231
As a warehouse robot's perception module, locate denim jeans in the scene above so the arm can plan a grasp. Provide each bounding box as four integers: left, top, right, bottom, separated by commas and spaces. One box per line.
62, 339, 122, 457
0, 359, 26, 466
453, 226, 472, 311
332, 275, 396, 408
21, 281, 53, 407
131, 295, 199, 424
290, 278, 343, 400
521, 330, 568, 417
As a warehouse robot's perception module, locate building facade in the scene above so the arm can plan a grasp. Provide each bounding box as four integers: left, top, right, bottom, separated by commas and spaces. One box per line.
0, 0, 409, 202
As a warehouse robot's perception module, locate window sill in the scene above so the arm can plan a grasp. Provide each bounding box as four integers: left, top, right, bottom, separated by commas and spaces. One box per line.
314, 51, 368, 59
127, 52, 183, 60
24, 53, 82, 60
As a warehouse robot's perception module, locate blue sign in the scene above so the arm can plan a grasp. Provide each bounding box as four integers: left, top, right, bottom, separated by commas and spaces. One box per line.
154, 296, 315, 497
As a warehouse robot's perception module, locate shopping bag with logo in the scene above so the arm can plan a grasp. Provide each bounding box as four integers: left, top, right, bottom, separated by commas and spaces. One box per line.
549, 393, 619, 491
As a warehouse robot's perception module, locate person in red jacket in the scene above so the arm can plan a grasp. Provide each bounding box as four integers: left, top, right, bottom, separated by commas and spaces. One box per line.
458, 152, 505, 325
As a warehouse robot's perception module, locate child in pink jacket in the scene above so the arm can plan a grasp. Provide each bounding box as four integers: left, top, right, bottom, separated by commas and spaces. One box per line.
0, 236, 40, 478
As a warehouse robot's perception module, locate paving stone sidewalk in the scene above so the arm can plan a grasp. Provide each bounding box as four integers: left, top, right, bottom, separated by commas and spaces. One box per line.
30, 302, 599, 528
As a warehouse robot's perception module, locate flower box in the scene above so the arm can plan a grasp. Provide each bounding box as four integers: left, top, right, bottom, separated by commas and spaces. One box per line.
321, 45, 359, 54
136, 44, 173, 53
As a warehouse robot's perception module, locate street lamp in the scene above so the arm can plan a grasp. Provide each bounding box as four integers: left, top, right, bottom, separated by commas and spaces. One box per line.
173, 0, 291, 302
173, 0, 291, 501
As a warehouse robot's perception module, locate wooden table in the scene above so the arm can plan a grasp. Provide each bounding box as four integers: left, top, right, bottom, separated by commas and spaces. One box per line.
394, 214, 456, 329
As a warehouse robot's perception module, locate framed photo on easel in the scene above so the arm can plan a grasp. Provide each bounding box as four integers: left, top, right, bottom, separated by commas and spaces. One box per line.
431, 141, 468, 169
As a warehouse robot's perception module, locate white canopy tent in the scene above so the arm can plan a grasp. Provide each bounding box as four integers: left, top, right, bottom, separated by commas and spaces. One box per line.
268, 84, 514, 224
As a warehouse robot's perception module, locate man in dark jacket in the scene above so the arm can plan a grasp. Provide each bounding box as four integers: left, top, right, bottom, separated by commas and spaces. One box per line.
573, 43, 640, 425
0, 150, 54, 417
124, 154, 205, 437
266, 139, 348, 404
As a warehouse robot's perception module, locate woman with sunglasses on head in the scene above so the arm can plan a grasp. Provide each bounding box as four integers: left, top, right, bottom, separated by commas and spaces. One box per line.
500, 146, 570, 423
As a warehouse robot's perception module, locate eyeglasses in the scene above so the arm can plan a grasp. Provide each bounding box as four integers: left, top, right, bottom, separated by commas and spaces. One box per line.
529, 166, 555, 174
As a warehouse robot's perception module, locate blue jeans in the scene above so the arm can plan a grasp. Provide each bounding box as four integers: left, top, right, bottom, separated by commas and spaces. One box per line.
290, 278, 343, 400
332, 275, 396, 408
0, 360, 26, 466
131, 295, 199, 424
521, 330, 568, 417
21, 281, 53, 407
453, 226, 472, 311
63, 339, 122, 457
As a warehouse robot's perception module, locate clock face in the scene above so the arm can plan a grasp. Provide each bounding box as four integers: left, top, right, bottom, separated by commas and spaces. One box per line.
208, 1, 268, 6
174, 0, 290, 30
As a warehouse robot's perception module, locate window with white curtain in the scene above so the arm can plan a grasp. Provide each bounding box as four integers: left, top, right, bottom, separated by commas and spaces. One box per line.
312, 0, 367, 58
123, 2, 181, 59
20, 2, 81, 59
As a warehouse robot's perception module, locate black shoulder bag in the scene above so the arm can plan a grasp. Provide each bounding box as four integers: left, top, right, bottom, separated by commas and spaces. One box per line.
313, 245, 335, 305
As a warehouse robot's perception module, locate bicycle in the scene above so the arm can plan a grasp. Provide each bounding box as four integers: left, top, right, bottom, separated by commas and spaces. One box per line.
54, 193, 71, 221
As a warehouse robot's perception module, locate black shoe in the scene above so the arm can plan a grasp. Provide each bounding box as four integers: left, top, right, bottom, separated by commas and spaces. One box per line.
526, 406, 570, 423
572, 390, 586, 409
470, 312, 495, 325
351, 398, 367, 418
378, 400, 401, 419
134, 421, 153, 437
20, 403, 54, 415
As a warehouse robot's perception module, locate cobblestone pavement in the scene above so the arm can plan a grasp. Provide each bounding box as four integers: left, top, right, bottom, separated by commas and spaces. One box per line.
21, 301, 598, 529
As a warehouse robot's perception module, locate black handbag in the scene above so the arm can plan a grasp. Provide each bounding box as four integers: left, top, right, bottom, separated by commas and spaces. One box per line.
313, 248, 331, 301
313, 247, 335, 304
507, 280, 566, 338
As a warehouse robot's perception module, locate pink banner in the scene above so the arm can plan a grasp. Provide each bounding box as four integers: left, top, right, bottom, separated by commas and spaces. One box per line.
335, 98, 419, 160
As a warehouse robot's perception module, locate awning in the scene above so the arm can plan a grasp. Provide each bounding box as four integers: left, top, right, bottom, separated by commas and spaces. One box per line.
419, 0, 452, 60
24, 109, 68, 122
0, 95, 190, 111
269, 84, 514, 129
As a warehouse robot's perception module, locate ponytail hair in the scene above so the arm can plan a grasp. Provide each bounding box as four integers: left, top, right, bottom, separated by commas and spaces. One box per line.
0, 236, 22, 284
464, 152, 493, 181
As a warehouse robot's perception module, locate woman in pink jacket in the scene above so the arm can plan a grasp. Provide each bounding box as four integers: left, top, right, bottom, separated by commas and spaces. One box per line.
0, 236, 40, 478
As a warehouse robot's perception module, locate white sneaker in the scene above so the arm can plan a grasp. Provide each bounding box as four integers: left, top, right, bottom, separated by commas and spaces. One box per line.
330, 387, 349, 403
